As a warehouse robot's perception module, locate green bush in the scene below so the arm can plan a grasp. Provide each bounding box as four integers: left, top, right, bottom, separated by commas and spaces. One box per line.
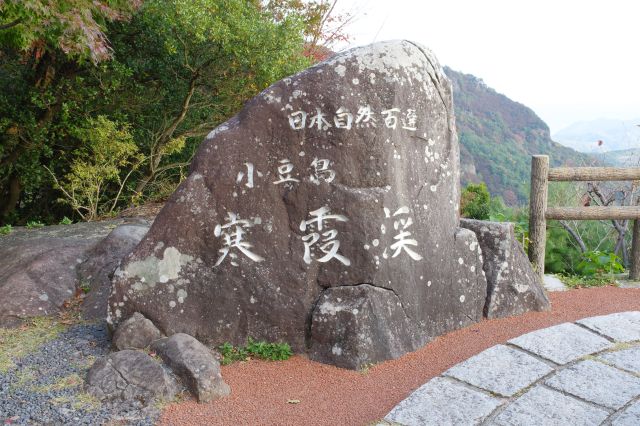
576, 251, 624, 277
460, 183, 491, 220
219, 338, 292, 365
0, 224, 11, 235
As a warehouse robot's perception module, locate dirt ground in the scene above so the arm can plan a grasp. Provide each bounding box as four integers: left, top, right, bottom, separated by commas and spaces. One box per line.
160, 286, 640, 426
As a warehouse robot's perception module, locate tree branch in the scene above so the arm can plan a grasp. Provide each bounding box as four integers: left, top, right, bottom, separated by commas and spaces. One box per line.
0, 19, 22, 31
559, 220, 587, 253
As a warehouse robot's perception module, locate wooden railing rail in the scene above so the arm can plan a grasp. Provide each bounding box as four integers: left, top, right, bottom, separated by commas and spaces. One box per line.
528, 155, 640, 280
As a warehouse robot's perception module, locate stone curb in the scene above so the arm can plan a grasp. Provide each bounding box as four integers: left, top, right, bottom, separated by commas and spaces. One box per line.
384, 311, 640, 426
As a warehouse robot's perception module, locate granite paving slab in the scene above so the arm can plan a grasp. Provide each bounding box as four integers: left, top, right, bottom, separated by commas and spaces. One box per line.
577, 312, 640, 343
545, 359, 640, 409
612, 401, 640, 426
489, 385, 610, 426
384, 377, 503, 426
508, 322, 613, 364
385, 313, 640, 426
443, 345, 553, 397
599, 346, 640, 374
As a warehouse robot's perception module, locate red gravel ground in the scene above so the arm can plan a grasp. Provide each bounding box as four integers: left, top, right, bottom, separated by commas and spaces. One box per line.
160, 286, 640, 426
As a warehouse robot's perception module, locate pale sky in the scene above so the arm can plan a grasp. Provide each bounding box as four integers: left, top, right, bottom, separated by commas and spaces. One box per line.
333, 0, 640, 134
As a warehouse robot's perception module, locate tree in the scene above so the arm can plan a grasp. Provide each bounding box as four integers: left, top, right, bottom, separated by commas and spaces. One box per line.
265, 0, 353, 62
0, 0, 140, 223
104, 0, 311, 197
46, 116, 141, 221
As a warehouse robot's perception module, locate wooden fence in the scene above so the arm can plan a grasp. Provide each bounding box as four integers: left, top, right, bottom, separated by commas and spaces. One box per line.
528, 155, 640, 280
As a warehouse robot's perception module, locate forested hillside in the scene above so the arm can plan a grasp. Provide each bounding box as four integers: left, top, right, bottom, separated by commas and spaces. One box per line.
446, 67, 596, 205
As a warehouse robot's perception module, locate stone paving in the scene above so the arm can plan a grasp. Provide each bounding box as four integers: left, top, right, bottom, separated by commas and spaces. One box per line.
382, 311, 640, 426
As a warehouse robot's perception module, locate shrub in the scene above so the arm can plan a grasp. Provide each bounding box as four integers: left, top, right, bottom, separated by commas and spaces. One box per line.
219, 338, 292, 365
460, 183, 491, 220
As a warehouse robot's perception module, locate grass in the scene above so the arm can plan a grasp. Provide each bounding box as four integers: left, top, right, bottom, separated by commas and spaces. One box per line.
50, 392, 100, 411
219, 338, 292, 365
71, 392, 101, 411
0, 224, 11, 235
0, 317, 66, 372
31, 373, 83, 393
557, 274, 617, 289
26, 220, 45, 229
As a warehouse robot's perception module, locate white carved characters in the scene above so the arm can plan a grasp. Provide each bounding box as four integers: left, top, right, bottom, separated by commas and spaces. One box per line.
213, 212, 264, 267
310, 158, 335, 184
299, 206, 351, 266
288, 106, 417, 132
273, 159, 300, 184
383, 206, 423, 261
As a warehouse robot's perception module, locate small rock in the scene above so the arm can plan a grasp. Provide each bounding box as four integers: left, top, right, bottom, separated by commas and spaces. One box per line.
151, 333, 230, 403
85, 350, 177, 404
113, 312, 163, 350
309, 284, 421, 370
460, 219, 550, 318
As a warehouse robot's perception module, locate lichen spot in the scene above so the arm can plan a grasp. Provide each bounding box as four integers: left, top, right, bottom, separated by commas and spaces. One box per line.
169, 301, 176, 308
334, 64, 346, 77
332, 344, 343, 356
459, 295, 466, 303
458, 257, 464, 265
176, 289, 187, 303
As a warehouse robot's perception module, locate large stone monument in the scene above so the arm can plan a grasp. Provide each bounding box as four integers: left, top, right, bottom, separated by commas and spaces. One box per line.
109, 40, 506, 368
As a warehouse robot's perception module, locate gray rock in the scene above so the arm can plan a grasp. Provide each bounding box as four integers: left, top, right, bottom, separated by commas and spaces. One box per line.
491, 385, 610, 426
599, 345, 640, 374
309, 284, 421, 369
443, 345, 553, 397
85, 350, 177, 404
113, 312, 163, 350
543, 274, 568, 292
385, 377, 503, 425
108, 40, 490, 368
78, 221, 150, 320
508, 322, 613, 364
151, 333, 229, 403
0, 220, 124, 327
545, 359, 640, 409
460, 219, 550, 318
577, 311, 640, 343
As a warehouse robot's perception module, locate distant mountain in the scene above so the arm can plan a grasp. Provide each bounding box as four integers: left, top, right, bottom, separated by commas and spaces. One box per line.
552, 118, 640, 153
445, 67, 596, 205
594, 148, 640, 167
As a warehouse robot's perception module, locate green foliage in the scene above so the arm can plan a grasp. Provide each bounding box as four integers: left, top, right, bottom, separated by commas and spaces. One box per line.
79, 281, 91, 294
460, 183, 491, 220
219, 338, 292, 365
0, 224, 11, 235
26, 220, 44, 229
576, 251, 625, 277
558, 274, 616, 289
59, 216, 73, 225
48, 116, 141, 221
1, 0, 319, 225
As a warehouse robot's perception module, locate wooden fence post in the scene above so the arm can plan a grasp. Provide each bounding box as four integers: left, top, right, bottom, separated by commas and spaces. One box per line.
631, 219, 640, 281
529, 155, 549, 279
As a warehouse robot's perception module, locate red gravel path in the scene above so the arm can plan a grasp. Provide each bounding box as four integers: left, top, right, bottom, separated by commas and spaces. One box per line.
160, 286, 640, 426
